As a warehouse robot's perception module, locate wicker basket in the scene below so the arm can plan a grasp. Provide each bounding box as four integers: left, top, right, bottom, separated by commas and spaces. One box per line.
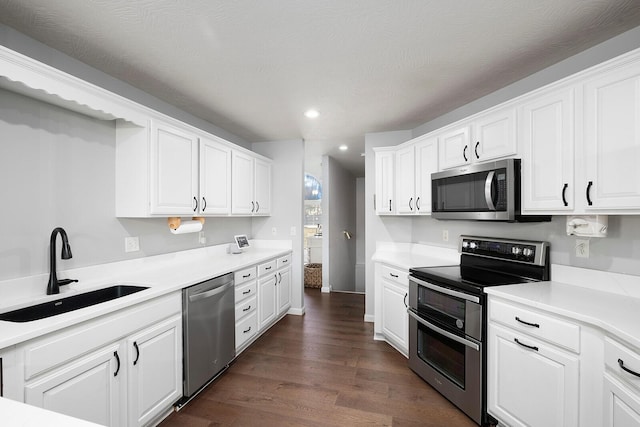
304, 263, 322, 288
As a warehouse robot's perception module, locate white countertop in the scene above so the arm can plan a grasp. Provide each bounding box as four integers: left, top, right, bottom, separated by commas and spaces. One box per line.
0, 397, 102, 427
372, 242, 460, 270
0, 240, 291, 349
485, 266, 640, 350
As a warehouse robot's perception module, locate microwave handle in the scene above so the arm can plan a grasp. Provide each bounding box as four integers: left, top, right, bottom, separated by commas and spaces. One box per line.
484, 171, 496, 211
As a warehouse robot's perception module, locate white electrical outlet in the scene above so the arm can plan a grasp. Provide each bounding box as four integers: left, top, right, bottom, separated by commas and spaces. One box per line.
272, 227, 277, 236
290, 226, 296, 236
198, 231, 206, 245
576, 239, 589, 258
442, 230, 449, 242
125, 236, 139, 253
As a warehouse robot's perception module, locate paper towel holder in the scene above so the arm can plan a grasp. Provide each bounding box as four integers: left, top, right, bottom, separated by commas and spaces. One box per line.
167, 217, 205, 234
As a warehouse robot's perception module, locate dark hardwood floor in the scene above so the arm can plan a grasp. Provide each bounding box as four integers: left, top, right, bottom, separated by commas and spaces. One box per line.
159, 288, 476, 426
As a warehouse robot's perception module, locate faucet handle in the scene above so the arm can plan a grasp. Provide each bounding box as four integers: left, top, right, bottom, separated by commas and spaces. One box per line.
58, 279, 78, 286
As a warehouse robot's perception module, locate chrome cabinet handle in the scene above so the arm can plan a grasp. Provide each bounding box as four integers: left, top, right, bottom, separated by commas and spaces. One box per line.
618, 359, 640, 378
562, 183, 568, 207
113, 351, 121, 377
514, 338, 539, 352
133, 342, 140, 366
515, 316, 540, 328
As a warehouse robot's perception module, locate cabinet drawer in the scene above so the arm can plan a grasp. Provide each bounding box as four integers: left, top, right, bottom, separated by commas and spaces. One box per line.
258, 260, 276, 277
489, 298, 580, 353
235, 295, 257, 321
235, 281, 257, 303
235, 266, 256, 285
605, 337, 640, 390
381, 265, 408, 286
235, 312, 257, 348
277, 254, 291, 269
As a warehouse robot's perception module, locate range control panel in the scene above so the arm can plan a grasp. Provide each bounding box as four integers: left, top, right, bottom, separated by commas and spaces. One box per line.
459, 236, 548, 266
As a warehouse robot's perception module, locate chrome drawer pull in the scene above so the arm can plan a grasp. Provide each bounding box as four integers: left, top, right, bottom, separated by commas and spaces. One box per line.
515, 316, 540, 328
618, 359, 640, 378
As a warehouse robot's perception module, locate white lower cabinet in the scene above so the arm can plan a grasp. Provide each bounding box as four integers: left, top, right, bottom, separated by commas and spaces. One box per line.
19, 292, 182, 427
25, 342, 124, 426
488, 297, 581, 427
603, 337, 640, 427
126, 315, 182, 427
374, 263, 409, 356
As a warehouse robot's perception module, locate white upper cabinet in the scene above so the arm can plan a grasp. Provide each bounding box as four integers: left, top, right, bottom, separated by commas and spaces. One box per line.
374, 148, 395, 215
231, 150, 272, 216
439, 124, 472, 169
394, 135, 438, 215
582, 58, 640, 211
521, 85, 576, 213
199, 137, 232, 215
149, 120, 199, 215
472, 106, 517, 162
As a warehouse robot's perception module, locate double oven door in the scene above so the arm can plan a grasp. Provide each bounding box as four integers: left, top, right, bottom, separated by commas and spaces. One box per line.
407, 275, 483, 425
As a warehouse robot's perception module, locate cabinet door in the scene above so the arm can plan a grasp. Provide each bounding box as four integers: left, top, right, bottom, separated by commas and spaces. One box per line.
25, 343, 123, 427
395, 145, 416, 214
414, 136, 438, 214
583, 61, 640, 210
375, 150, 395, 214
488, 323, 579, 427
472, 106, 517, 162
521, 87, 575, 212
604, 374, 640, 427
259, 274, 277, 329
150, 121, 199, 215
127, 315, 182, 427
381, 279, 408, 355
254, 158, 272, 215
231, 150, 255, 214
439, 125, 471, 169
277, 267, 291, 315
199, 137, 232, 215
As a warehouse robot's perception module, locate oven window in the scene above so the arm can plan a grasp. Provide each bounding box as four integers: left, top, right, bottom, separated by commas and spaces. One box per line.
418, 286, 466, 329
417, 322, 465, 388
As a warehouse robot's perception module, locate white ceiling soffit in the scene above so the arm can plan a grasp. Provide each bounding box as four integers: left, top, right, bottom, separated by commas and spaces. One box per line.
1, 1, 640, 177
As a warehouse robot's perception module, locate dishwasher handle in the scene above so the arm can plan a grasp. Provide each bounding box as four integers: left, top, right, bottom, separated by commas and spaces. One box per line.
188, 282, 233, 303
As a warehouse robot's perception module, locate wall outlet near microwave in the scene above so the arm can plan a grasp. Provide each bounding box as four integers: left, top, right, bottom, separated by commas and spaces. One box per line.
442, 230, 449, 242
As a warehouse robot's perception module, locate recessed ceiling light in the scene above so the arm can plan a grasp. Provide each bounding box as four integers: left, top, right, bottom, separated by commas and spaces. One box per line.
304, 109, 319, 119
339, 145, 348, 151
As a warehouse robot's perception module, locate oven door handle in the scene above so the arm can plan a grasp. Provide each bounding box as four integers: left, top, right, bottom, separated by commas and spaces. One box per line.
407, 309, 480, 352
410, 277, 480, 303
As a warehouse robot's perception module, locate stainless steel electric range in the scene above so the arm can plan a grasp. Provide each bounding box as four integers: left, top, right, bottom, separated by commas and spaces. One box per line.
408, 236, 550, 426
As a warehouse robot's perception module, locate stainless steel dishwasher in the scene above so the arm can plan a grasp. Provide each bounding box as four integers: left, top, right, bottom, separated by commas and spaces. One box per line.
181, 272, 235, 404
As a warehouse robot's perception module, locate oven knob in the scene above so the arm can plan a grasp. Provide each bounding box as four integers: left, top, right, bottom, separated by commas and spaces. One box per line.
523, 248, 534, 258
456, 319, 464, 329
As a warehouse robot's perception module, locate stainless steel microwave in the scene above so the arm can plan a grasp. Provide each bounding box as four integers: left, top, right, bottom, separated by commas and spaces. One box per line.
431, 158, 549, 222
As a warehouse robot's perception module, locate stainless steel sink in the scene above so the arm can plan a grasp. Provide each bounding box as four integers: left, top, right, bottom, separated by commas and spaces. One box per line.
0, 285, 149, 322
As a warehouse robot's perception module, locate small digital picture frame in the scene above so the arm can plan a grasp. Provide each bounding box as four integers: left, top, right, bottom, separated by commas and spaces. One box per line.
234, 234, 250, 250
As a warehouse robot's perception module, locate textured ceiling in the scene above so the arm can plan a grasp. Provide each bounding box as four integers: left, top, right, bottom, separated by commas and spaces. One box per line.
1, 1, 640, 177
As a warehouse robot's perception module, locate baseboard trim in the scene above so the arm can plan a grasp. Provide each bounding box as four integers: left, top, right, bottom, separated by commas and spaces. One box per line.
364, 314, 374, 323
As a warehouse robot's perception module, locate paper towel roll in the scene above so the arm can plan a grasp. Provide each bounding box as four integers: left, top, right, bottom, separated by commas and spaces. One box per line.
170, 220, 203, 234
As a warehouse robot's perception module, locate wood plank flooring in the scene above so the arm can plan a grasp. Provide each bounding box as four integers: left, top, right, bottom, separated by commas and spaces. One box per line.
159, 288, 477, 427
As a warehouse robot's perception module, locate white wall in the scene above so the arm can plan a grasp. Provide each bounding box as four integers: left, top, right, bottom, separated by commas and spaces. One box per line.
322, 155, 357, 292
355, 177, 365, 293
0, 88, 253, 282
251, 140, 305, 313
